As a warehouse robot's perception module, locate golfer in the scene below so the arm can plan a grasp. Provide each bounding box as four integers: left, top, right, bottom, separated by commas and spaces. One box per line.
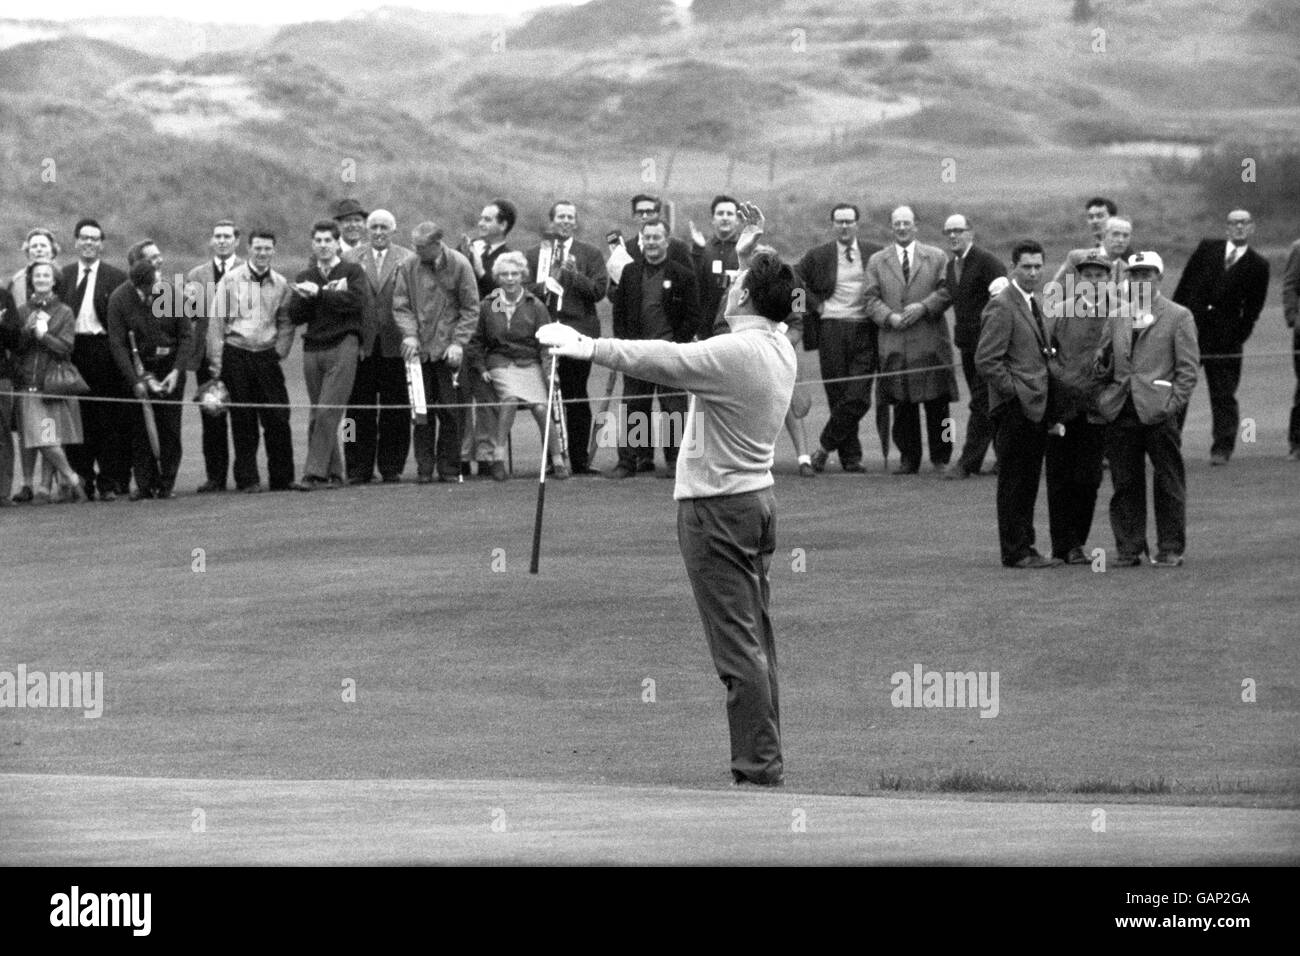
538, 205, 796, 787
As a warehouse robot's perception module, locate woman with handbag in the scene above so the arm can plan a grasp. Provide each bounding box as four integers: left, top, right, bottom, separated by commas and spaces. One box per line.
12, 261, 87, 503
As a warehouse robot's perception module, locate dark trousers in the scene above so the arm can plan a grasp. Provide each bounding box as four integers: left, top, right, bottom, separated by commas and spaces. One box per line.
1290, 328, 1300, 451
677, 489, 783, 785
224, 346, 294, 490
195, 364, 231, 486
346, 353, 410, 481
816, 320, 875, 464
992, 402, 1047, 565
892, 400, 952, 470
1202, 356, 1243, 458
1105, 418, 1187, 558
1045, 417, 1105, 558
413, 359, 461, 480
557, 356, 592, 472
0, 378, 15, 499
617, 375, 689, 470
68, 334, 132, 495
130, 382, 185, 496
956, 348, 997, 474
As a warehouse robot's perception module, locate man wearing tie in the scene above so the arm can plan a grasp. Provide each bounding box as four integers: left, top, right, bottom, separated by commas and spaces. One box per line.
1049, 196, 1118, 287
524, 201, 608, 476
796, 203, 882, 473
62, 218, 130, 501
975, 240, 1059, 568
941, 213, 1006, 479
185, 220, 243, 493
344, 209, 416, 484
1096, 253, 1199, 566
864, 205, 956, 473
1171, 209, 1270, 465
689, 195, 741, 340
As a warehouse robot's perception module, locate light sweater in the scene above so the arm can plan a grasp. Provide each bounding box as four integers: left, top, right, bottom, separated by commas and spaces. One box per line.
591, 316, 796, 499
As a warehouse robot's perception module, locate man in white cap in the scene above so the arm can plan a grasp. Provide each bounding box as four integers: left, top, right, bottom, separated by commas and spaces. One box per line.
1094, 252, 1199, 567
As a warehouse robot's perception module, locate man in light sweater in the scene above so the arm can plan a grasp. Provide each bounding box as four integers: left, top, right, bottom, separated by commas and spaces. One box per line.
538, 204, 795, 788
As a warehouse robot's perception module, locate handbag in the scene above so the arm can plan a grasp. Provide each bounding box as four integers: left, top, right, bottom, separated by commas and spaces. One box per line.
40, 355, 91, 396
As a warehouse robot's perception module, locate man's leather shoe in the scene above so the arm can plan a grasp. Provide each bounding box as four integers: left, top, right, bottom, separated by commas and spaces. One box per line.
1066, 546, 1091, 565
551, 462, 570, 480
943, 463, 972, 480
381, 475, 401, 483
348, 474, 373, 485
1011, 553, 1063, 569
475, 460, 493, 478
636, 459, 656, 473
1151, 552, 1184, 567
810, 448, 829, 473
572, 466, 603, 476
240, 484, 263, 494
129, 489, 155, 501
196, 480, 225, 493
798, 462, 816, 478
1112, 553, 1143, 567
416, 474, 434, 484
607, 465, 634, 479
98, 489, 117, 502
13, 486, 33, 503
893, 462, 920, 475
490, 461, 508, 481
156, 488, 176, 500
291, 476, 329, 491
841, 459, 865, 473
1210, 453, 1229, 466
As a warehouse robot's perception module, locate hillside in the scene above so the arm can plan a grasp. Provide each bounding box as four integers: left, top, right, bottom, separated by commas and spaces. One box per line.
0, 0, 1297, 268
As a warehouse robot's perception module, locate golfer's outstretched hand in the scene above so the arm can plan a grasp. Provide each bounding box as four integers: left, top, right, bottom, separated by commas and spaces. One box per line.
537, 322, 594, 360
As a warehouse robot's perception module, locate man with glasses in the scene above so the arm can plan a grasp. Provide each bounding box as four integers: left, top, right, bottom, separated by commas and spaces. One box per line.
796, 203, 882, 473
61, 218, 130, 500
1172, 209, 1269, 465
941, 213, 1006, 479
622, 194, 692, 269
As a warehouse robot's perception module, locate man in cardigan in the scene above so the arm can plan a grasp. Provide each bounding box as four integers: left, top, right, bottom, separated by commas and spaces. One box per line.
288, 220, 366, 490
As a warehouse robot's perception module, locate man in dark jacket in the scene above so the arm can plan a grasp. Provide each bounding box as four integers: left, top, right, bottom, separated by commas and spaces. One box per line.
608, 217, 702, 478
0, 285, 18, 504
288, 219, 367, 490
62, 217, 130, 500
942, 214, 1006, 478
106, 259, 190, 499
1171, 209, 1270, 464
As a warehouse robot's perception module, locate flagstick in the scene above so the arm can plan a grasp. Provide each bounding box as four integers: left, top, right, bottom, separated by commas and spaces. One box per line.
529, 354, 559, 574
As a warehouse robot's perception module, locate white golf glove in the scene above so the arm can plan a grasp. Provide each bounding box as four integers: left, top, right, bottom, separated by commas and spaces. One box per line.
536, 322, 593, 360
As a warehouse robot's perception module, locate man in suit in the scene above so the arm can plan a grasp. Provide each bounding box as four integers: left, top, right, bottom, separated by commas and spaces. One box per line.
941, 213, 1006, 479
288, 219, 368, 490
796, 203, 882, 473
1283, 236, 1300, 460
608, 217, 702, 478
343, 209, 417, 484
1049, 196, 1118, 287
864, 205, 956, 473
394, 221, 480, 483
62, 218, 130, 500
457, 199, 518, 477
975, 240, 1059, 568
1095, 252, 1199, 566
107, 259, 191, 500
184, 220, 243, 493
1044, 252, 1112, 563
1172, 209, 1270, 465
524, 200, 608, 475
208, 229, 296, 493
689, 195, 742, 339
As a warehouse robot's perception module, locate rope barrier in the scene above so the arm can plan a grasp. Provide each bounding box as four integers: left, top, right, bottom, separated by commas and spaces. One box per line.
3, 349, 1297, 410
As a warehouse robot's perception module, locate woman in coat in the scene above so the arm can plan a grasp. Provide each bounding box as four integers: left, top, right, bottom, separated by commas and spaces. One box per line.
11, 261, 86, 503
5, 227, 64, 309
466, 252, 567, 481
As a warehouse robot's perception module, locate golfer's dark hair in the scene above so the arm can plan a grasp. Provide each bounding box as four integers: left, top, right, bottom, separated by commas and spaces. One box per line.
1011, 239, 1045, 264
744, 250, 798, 322
489, 199, 517, 235
830, 203, 860, 222
248, 228, 277, 245
312, 219, 340, 240
129, 258, 157, 289
710, 194, 739, 215
1086, 196, 1118, 216
126, 239, 157, 266
638, 217, 669, 235
548, 199, 576, 221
